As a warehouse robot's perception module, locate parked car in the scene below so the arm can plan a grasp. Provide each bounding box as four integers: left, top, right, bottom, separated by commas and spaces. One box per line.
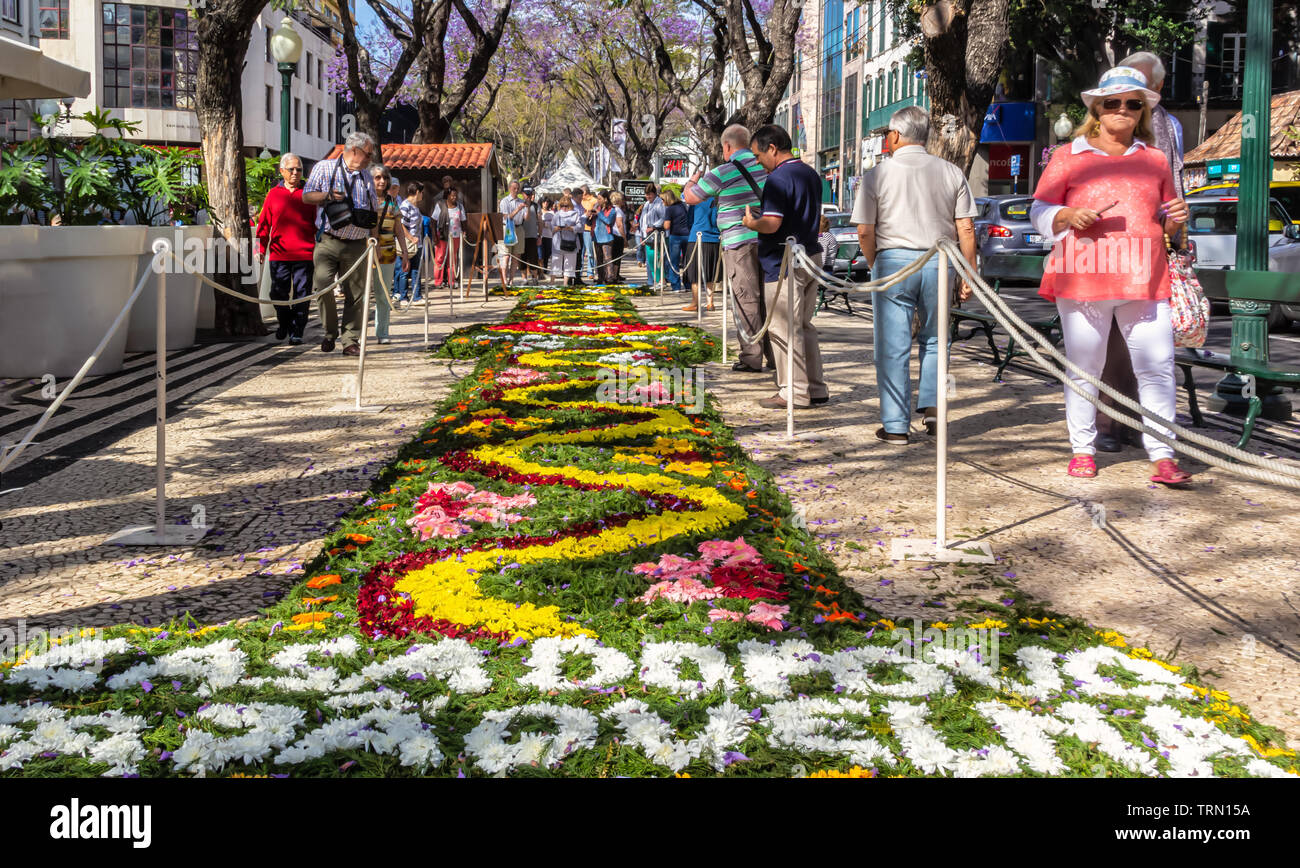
829, 239, 870, 282
1184, 193, 1300, 330
973, 195, 1050, 282
1187, 181, 1300, 225
824, 211, 853, 230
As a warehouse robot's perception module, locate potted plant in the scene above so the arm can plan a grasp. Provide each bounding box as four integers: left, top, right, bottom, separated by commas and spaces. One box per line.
0, 109, 148, 378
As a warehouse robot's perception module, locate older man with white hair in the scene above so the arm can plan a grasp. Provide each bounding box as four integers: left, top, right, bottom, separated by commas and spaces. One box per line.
1092, 51, 1187, 452
852, 106, 978, 445
255, 152, 317, 345
303, 132, 379, 356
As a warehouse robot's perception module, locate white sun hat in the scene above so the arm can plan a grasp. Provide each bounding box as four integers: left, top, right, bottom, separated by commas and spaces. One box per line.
1081, 66, 1161, 110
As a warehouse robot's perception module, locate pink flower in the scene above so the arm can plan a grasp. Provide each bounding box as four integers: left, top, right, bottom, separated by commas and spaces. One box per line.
655, 553, 711, 580
467, 491, 537, 509
427, 481, 477, 497
707, 608, 744, 622
746, 602, 790, 631
636, 578, 724, 604
458, 506, 501, 524
632, 561, 661, 576
698, 537, 759, 566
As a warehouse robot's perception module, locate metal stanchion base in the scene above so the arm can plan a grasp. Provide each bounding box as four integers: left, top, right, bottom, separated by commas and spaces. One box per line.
105, 524, 210, 546
329, 403, 389, 414
889, 538, 995, 564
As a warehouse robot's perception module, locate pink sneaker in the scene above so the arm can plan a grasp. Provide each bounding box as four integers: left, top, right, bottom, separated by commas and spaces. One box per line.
1067, 455, 1097, 478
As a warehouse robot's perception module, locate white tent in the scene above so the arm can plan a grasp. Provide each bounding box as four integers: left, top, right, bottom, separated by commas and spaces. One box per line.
536, 150, 600, 195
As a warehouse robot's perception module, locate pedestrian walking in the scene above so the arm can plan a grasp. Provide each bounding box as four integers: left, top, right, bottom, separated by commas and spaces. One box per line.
818, 216, 837, 272
521, 186, 542, 281
550, 193, 583, 285
852, 106, 977, 443
683, 194, 720, 312
499, 181, 528, 285
255, 152, 316, 345
1029, 66, 1190, 484
370, 164, 411, 345
302, 131, 379, 356
610, 192, 628, 283
433, 188, 467, 289
392, 181, 424, 309
684, 124, 774, 373
741, 124, 827, 409
633, 202, 647, 266
1095, 52, 1189, 453
638, 184, 666, 289
429, 175, 457, 285
539, 198, 555, 273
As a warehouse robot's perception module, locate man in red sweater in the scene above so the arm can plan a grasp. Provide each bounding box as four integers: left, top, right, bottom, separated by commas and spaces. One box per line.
255, 153, 317, 344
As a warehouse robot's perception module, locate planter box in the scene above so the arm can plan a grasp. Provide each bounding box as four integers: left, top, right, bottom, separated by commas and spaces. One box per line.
125, 226, 213, 352
0, 225, 149, 378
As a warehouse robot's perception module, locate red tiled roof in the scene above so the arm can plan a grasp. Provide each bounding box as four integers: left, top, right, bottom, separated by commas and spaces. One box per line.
1184, 90, 1300, 165
322, 142, 494, 169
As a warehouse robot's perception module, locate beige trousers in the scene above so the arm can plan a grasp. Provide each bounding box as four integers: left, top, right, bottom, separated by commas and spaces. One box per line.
763, 265, 827, 405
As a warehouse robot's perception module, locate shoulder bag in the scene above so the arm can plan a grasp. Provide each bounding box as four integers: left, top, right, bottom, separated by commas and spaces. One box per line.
1166, 232, 1209, 348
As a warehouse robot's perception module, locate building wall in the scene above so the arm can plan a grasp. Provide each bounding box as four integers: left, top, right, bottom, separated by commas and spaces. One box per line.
32, 1, 336, 156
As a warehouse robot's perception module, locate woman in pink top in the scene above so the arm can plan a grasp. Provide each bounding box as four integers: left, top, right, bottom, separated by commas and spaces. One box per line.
1030, 66, 1190, 485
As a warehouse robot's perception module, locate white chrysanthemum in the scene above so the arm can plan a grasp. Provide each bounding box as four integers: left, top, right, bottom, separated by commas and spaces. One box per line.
398, 733, 445, 769
1060, 646, 1182, 701
1001, 645, 1063, 699
89, 731, 147, 776
640, 642, 736, 697
886, 700, 957, 775
974, 700, 1067, 776
0, 739, 40, 770
1058, 702, 1159, 776
1246, 759, 1296, 778
762, 697, 893, 768
463, 703, 597, 774
518, 636, 634, 693
1141, 703, 1254, 778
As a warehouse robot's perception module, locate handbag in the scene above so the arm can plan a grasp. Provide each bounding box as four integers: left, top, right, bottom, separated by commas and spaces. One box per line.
1166, 232, 1209, 348
321, 160, 376, 230
559, 234, 578, 252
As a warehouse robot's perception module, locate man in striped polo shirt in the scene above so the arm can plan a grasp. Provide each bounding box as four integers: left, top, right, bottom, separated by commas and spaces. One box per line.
684, 124, 774, 373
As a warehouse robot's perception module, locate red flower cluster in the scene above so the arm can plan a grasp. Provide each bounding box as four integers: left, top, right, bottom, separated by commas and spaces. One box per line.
710, 561, 789, 601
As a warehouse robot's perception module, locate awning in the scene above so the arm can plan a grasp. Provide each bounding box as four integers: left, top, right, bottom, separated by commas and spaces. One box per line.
0, 39, 91, 100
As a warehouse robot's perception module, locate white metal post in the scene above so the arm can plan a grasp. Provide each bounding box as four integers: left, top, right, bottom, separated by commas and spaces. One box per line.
721, 266, 729, 364
422, 234, 431, 345
935, 248, 949, 553
105, 239, 208, 546
331, 241, 386, 414
786, 243, 795, 440
695, 232, 704, 325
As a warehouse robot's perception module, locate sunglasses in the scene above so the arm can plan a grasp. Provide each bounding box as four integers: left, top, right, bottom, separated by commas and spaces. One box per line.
1100, 98, 1145, 112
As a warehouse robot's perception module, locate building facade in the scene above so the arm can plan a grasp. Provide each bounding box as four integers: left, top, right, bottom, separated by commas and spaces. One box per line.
1, 2, 338, 159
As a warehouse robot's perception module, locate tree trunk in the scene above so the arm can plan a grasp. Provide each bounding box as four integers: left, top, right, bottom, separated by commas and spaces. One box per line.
922, 0, 1010, 173
195, 4, 265, 337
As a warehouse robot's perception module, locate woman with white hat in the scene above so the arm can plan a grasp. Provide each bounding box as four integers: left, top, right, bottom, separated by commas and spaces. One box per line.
1029, 66, 1191, 486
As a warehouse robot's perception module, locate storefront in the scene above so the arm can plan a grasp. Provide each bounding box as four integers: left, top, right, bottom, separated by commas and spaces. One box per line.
818, 148, 841, 208
978, 101, 1037, 196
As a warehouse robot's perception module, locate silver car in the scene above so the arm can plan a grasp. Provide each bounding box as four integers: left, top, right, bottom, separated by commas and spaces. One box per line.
1185, 193, 1300, 330
974, 195, 1050, 282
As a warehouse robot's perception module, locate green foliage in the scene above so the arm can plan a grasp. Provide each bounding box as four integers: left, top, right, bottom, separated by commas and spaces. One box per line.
0, 108, 208, 226
246, 155, 281, 213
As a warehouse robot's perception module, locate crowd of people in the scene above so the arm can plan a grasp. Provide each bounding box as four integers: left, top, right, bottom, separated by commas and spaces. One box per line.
257, 52, 1193, 485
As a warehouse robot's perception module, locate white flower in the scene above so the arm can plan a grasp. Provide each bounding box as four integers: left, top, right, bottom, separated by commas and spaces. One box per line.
518, 636, 634, 693
640, 642, 736, 697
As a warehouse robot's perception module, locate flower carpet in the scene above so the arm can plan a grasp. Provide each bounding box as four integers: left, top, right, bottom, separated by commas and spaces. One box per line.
0, 284, 1295, 778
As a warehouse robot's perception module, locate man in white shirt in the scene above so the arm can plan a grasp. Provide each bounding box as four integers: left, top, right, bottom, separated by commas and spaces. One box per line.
852, 107, 978, 445
499, 181, 528, 285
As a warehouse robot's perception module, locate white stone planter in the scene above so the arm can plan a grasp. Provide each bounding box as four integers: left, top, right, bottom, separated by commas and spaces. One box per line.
125, 226, 212, 352
0, 225, 149, 378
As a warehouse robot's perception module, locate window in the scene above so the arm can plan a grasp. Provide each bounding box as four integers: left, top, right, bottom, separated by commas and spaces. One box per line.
862, 1, 872, 59
306, 102, 312, 134
0, 100, 34, 142
843, 72, 858, 161
102, 4, 199, 110
39, 0, 69, 38
294, 97, 300, 130
317, 59, 323, 88
845, 7, 859, 59
0, 0, 20, 24
265, 85, 273, 121
266, 26, 273, 63
861, 76, 871, 136
306, 51, 313, 84
317, 107, 323, 136
327, 112, 333, 139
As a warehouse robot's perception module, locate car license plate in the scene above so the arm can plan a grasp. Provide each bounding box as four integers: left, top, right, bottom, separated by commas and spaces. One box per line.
1026, 233, 1042, 244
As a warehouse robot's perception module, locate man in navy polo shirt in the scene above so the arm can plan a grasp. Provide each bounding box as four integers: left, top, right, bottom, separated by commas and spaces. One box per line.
741, 125, 828, 410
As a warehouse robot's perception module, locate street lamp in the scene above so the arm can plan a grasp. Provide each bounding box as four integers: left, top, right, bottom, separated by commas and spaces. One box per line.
269, 16, 303, 157
1052, 112, 1073, 141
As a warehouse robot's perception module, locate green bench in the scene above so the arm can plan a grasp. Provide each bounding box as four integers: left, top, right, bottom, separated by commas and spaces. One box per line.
950, 253, 1061, 381
1176, 269, 1300, 448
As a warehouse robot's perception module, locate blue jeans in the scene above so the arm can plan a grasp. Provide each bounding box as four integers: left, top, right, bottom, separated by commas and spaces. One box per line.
392, 250, 422, 302
582, 231, 596, 277
871, 248, 941, 435
666, 235, 686, 291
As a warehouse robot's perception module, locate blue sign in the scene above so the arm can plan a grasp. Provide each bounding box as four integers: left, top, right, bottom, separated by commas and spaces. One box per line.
980, 102, 1037, 144
1009, 154, 1021, 177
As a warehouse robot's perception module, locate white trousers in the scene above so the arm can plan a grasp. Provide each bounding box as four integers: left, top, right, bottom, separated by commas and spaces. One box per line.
550, 247, 579, 279
1056, 298, 1176, 461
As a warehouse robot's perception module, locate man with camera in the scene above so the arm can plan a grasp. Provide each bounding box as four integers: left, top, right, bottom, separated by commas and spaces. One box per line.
302, 132, 379, 356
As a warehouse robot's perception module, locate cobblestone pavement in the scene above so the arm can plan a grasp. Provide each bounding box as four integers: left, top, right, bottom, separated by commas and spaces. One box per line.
633, 284, 1300, 745
0, 288, 515, 632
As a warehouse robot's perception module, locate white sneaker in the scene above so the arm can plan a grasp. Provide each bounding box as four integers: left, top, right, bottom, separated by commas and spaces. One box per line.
399, 299, 410, 310
377, 338, 391, 344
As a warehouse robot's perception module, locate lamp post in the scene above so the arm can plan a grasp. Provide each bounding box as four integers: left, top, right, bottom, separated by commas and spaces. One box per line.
269, 16, 303, 157
1052, 112, 1073, 141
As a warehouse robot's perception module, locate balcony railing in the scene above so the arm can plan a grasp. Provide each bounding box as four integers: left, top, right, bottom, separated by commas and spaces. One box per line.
865, 92, 928, 134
